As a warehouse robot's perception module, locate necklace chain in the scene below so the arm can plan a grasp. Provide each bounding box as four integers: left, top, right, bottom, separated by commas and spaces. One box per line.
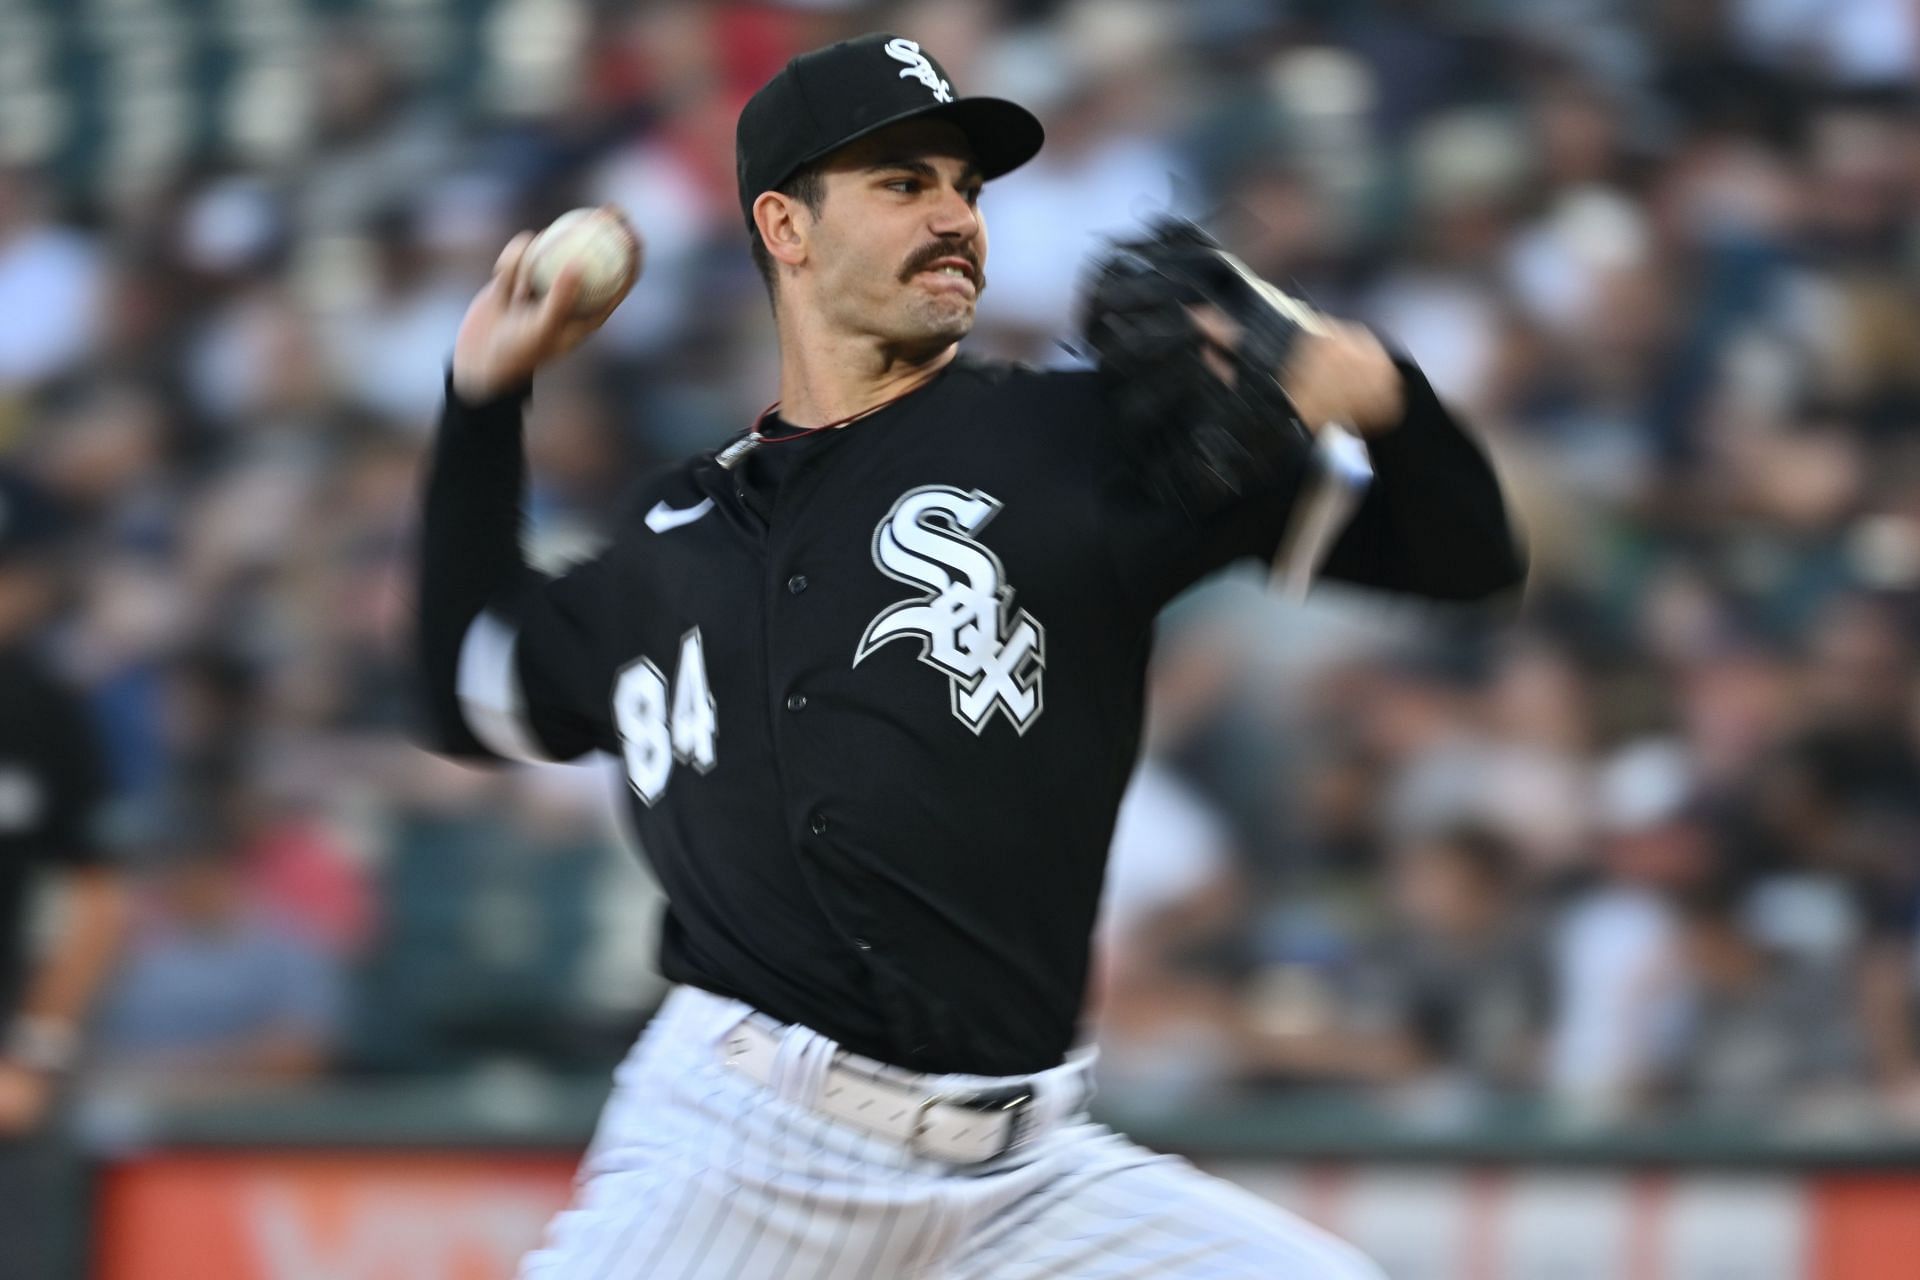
715, 366, 944, 470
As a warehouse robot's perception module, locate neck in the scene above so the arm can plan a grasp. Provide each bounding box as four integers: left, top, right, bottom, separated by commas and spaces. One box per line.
773, 311, 958, 428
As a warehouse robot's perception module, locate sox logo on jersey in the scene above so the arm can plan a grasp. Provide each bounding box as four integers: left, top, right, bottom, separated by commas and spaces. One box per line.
855, 485, 1045, 735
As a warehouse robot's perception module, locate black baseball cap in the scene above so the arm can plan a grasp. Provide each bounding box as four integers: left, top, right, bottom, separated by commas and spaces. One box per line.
736, 33, 1044, 229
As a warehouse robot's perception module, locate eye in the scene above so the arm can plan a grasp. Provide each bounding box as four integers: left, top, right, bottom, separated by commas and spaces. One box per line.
886, 178, 920, 194
964, 186, 983, 206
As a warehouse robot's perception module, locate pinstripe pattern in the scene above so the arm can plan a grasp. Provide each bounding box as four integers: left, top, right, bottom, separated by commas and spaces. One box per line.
896, 1178, 947, 1277
953, 1140, 1165, 1276
848, 1180, 909, 1280
805, 1132, 862, 1280
761, 1092, 821, 1280
602, 1075, 729, 1279
710, 1096, 780, 1279
518, 985, 1383, 1278
657, 1083, 756, 1280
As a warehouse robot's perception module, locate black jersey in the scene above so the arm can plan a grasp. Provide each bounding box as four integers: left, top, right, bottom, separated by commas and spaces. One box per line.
416, 354, 1524, 1075
0, 644, 108, 1019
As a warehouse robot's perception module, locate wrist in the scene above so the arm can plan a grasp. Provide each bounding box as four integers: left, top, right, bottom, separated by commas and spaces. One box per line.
1362, 368, 1410, 436
5, 1015, 79, 1075
448, 363, 533, 410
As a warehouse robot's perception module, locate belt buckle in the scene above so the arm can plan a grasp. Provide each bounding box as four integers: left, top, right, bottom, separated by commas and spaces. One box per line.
910, 1086, 1034, 1163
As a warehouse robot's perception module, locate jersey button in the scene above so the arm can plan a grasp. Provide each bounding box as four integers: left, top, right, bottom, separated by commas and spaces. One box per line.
787, 573, 808, 594
851, 937, 872, 951
809, 812, 829, 835
786, 692, 808, 712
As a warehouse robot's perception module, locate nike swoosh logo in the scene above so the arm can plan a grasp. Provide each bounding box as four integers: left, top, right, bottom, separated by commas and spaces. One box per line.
645, 498, 714, 533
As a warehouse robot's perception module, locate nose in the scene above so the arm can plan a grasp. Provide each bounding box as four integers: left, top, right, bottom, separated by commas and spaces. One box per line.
928, 184, 980, 242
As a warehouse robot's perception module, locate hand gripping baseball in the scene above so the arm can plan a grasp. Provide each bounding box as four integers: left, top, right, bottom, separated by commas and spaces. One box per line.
451, 205, 643, 403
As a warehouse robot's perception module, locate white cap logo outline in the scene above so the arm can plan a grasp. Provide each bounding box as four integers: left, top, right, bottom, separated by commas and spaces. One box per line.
884, 38, 953, 104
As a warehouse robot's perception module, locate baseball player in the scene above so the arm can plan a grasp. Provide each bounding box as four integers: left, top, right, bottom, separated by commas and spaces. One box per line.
418, 32, 1524, 1279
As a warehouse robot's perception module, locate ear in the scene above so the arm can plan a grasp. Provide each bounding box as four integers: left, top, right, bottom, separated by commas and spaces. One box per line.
753, 191, 811, 270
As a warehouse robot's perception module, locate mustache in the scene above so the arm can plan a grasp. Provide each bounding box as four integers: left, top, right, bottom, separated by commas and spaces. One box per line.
900, 242, 983, 288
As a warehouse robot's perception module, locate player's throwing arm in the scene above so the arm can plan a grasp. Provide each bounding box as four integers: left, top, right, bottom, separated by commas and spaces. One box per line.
416, 205, 641, 766
452, 205, 644, 404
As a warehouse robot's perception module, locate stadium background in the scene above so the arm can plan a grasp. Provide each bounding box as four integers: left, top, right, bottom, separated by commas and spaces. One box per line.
5, 0, 1920, 1275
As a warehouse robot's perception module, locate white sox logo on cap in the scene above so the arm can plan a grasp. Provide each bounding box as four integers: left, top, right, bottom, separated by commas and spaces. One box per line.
884, 38, 953, 104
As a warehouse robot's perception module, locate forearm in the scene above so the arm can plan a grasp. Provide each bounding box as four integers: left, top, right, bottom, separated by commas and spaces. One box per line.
7, 869, 128, 1068
1319, 360, 1527, 603
416, 368, 540, 758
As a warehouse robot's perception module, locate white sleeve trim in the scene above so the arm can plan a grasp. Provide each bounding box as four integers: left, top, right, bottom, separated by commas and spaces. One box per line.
456, 610, 555, 763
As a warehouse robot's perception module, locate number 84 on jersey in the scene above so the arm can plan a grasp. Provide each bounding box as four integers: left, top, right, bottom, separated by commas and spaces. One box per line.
614, 627, 717, 805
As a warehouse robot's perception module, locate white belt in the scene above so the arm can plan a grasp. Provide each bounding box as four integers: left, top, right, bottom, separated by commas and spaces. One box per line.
720, 1015, 1042, 1164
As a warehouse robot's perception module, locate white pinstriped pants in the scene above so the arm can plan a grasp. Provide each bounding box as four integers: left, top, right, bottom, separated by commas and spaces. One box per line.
518, 985, 1384, 1279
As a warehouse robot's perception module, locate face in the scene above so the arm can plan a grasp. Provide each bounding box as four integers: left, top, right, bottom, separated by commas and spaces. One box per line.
771, 118, 988, 351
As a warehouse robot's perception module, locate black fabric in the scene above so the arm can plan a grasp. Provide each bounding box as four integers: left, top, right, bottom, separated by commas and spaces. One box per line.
0, 645, 107, 1020
415, 354, 1525, 1075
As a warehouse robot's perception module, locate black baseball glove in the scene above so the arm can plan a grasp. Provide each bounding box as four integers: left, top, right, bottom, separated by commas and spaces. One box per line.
1077, 216, 1320, 517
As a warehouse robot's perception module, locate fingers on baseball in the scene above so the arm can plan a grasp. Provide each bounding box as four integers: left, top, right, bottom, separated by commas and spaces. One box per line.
541, 263, 586, 322
578, 279, 633, 334
562, 256, 640, 337
494, 231, 534, 278
541, 268, 622, 356
579, 291, 625, 331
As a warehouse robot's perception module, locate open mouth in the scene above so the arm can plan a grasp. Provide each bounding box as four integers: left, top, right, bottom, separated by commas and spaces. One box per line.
914, 258, 978, 294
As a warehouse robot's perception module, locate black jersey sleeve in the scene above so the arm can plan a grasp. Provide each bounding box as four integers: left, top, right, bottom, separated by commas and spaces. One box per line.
415, 370, 619, 764
1312, 360, 1527, 600
1108, 358, 1527, 613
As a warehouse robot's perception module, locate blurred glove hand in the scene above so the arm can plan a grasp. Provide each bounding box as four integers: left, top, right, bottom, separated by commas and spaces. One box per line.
1078, 216, 1323, 517
451, 205, 641, 403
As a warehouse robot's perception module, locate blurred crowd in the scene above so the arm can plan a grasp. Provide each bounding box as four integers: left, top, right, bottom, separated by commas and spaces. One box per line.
4, 0, 1920, 1141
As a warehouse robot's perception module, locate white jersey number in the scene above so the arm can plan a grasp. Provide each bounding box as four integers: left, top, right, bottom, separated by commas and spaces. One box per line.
614, 627, 718, 805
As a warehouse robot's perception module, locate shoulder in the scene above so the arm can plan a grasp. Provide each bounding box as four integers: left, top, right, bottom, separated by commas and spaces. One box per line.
945, 352, 1101, 395
609, 455, 708, 527
941, 353, 1112, 422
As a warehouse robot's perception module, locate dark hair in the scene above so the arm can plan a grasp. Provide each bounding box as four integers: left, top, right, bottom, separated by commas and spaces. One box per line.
748, 163, 827, 308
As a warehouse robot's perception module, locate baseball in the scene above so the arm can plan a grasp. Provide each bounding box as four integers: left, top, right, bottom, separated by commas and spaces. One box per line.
523, 206, 642, 315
